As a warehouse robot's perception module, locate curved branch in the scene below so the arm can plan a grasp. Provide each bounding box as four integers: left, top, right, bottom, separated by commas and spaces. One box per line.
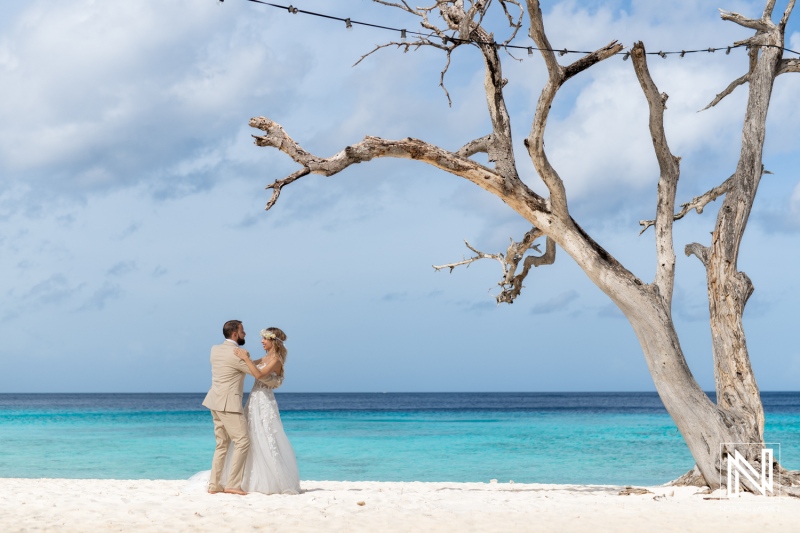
497, 235, 556, 304
456, 134, 492, 158
702, 46, 758, 111
438, 3, 522, 182
369, 1, 522, 181
265, 167, 310, 210
701, 72, 751, 111
685, 242, 710, 267
525, 0, 623, 217
630, 41, 681, 309
719, 9, 772, 32
250, 117, 546, 211
639, 174, 735, 233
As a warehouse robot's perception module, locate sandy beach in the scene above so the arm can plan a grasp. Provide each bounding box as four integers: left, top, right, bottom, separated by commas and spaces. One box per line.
2, 479, 799, 532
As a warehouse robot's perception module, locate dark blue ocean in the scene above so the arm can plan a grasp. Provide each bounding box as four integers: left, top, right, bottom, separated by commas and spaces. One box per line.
1, 392, 798, 485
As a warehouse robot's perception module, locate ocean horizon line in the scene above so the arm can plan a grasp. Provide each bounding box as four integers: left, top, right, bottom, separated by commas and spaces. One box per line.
2, 390, 797, 395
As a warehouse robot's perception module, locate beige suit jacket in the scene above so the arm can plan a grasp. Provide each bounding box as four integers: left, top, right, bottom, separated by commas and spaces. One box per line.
202, 340, 252, 413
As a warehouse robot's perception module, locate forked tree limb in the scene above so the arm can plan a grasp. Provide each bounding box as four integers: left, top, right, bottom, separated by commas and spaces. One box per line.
496, 234, 556, 304
432, 227, 555, 303
367, 1, 523, 181
524, 0, 623, 217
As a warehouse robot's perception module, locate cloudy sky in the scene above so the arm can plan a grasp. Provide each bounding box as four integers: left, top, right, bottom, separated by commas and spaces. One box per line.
1, 0, 798, 393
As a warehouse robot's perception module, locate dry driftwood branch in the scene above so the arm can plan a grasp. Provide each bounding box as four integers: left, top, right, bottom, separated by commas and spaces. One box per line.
432, 227, 555, 303
778, 58, 800, 74
524, 0, 623, 217
639, 175, 735, 234
456, 134, 492, 158
630, 41, 681, 309
701, 72, 751, 111
702, 45, 759, 110
719, 9, 772, 31
780, 0, 797, 27
249, 117, 543, 211
364, 1, 524, 181
684, 242, 710, 267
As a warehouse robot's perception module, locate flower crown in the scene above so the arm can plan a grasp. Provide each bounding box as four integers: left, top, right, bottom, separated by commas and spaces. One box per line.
260, 329, 284, 342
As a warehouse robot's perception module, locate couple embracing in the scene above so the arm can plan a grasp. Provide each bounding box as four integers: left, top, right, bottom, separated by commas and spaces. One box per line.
193, 319, 300, 495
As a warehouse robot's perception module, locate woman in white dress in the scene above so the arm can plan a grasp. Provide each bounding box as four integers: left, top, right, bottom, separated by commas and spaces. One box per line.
230, 327, 301, 494
187, 327, 301, 495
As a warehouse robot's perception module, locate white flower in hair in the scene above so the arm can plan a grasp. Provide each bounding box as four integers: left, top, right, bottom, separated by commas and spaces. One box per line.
260, 329, 282, 342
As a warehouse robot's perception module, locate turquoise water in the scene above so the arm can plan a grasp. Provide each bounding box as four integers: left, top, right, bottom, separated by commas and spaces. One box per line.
1, 393, 798, 485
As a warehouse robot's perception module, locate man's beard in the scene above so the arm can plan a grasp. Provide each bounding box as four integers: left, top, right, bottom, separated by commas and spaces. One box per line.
237, 338, 246, 346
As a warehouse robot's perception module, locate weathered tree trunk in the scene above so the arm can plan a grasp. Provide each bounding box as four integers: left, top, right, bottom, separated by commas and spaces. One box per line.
250, 0, 800, 492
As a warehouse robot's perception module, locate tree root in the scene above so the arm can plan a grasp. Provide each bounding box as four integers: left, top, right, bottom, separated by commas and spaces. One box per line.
667, 465, 708, 487
669, 464, 800, 496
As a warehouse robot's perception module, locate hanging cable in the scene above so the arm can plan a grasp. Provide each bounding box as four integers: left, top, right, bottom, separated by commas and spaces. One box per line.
239, 0, 800, 58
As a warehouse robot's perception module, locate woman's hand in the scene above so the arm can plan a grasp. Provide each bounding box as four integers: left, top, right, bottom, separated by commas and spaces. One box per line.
233, 348, 251, 361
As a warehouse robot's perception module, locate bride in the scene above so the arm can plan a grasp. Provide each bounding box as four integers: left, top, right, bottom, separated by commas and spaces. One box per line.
188, 327, 301, 495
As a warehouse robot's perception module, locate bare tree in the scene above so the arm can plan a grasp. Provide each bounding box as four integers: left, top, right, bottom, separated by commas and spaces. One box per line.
249, 0, 799, 492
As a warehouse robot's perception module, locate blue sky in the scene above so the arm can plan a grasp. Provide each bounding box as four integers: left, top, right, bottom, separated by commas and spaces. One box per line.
1, 0, 798, 393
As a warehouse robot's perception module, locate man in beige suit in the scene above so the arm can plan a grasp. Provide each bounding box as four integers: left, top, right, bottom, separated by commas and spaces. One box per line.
202, 319, 254, 495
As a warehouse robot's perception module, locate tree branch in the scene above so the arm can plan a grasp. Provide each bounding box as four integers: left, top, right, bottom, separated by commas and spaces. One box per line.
432, 227, 556, 304
778, 58, 800, 75
524, 0, 623, 217
719, 9, 772, 32
639, 175, 735, 233
630, 41, 681, 309
456, 134, 492, 158
250, 117, 546, 210
366, 1, 522, 181
265, 167, 310, 210
702, 46, 759, 111
685, 242, 710, 267
701, 72, 751, 111
780, 0, 796, 27
563, 40, 624, 82
763, 0, 778, 19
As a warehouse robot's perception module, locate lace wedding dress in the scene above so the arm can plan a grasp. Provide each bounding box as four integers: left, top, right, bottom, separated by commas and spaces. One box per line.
186, 363, 301, 495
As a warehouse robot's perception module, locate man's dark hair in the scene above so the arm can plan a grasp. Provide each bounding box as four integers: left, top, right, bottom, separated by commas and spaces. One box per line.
223, 320, 242, 339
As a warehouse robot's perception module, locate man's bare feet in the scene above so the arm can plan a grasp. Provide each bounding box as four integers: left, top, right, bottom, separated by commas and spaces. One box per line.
223, 487, 247, 495
208, 489, 224, 494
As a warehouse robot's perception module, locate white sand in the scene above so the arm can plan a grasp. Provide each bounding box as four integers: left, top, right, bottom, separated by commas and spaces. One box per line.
2, 479, 799, 532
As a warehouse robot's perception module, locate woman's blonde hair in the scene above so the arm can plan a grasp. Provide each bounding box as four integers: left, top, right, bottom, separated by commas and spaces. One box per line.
261, 327, 288, 364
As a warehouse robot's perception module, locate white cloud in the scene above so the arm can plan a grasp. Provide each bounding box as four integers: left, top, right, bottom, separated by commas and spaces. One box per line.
0, 0, 798, 393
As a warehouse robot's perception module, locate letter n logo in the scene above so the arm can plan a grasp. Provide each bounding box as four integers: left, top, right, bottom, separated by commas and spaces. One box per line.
726, 447, 773, 497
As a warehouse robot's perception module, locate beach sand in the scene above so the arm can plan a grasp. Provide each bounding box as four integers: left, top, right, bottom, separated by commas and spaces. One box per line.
2, 478, 799, 532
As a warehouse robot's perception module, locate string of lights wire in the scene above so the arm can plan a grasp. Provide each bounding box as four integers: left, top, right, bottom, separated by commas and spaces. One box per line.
232, 0, 800, 58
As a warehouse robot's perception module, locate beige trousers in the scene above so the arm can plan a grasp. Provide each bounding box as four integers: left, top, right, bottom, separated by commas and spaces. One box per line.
209, 410, 250, 491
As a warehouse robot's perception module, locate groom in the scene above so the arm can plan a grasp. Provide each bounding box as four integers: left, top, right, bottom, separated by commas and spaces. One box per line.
202, 319, 254, 495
